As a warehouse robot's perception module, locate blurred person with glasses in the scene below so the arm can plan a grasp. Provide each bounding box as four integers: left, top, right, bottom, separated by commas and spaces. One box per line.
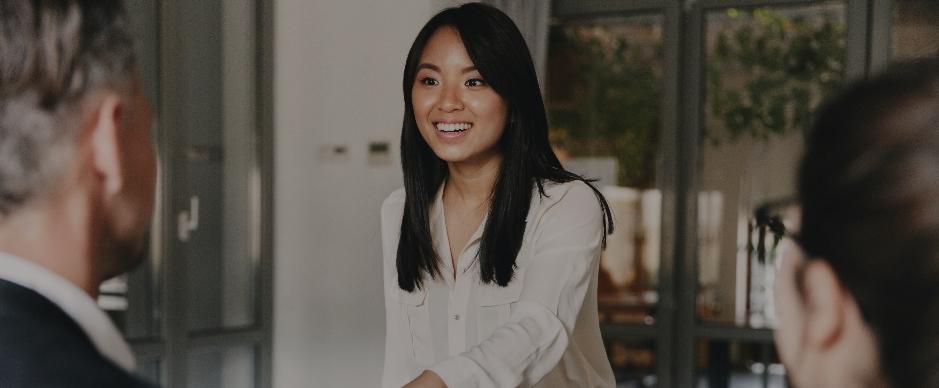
771, 58, 939, 388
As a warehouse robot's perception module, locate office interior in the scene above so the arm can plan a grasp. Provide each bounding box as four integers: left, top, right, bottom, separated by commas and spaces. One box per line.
105, 0, 939, 387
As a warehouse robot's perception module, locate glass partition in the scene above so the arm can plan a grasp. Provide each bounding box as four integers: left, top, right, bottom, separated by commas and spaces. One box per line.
547, 14, 665, 326
175, 0, 262, 332
696, 339, 786, 388
697, 3, 846, 328
188, 346, 256, 388
891, 0, 939, 60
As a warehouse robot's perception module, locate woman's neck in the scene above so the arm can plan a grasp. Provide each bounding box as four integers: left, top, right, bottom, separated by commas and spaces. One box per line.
445, 152, 503, 205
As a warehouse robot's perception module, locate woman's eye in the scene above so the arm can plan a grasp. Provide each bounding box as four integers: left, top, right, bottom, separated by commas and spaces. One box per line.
419, 77, 439, 86
465, 78, 486, 87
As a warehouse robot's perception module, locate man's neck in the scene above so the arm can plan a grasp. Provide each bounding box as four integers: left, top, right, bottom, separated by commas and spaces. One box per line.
0, 197, 98, 297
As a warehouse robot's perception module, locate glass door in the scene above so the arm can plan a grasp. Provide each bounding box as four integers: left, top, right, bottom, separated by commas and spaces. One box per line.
112, 1, 273, 387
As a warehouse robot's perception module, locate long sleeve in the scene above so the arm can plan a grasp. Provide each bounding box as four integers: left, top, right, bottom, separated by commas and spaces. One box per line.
428, 183, 605, 388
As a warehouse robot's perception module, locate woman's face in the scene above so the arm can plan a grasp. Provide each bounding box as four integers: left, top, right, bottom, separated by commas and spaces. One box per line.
411, 26, 508, 165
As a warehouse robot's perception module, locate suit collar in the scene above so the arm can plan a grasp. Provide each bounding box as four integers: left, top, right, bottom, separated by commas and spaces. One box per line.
0, 251, 136, 372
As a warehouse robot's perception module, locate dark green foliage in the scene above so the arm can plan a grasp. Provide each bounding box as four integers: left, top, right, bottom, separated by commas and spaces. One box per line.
547, 22, 662, 188
706, 7, 845, 144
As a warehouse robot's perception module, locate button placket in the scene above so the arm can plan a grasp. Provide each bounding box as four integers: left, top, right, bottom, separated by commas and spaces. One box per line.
447, 252, 472, 356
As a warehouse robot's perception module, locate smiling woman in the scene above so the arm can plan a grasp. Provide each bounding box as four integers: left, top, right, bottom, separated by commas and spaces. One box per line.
411, 27, 508, 169
381, 3, 617, 388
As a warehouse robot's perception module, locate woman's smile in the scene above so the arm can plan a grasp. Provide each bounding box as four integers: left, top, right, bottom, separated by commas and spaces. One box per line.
434, 120, 473, 140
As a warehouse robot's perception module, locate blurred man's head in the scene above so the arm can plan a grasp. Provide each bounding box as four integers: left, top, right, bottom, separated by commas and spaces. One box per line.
775, 59, 939, 388
0, 0, 155, 283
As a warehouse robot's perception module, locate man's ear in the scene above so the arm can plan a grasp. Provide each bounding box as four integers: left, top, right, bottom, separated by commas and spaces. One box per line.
89, 94, 125, 197
801, 260, 847, 348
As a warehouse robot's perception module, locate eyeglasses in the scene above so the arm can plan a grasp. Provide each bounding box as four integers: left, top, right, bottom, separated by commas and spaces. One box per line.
752, 197, 802, 264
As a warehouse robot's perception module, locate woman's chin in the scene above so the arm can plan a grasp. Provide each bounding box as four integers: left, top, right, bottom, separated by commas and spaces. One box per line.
430, 148, 471, 164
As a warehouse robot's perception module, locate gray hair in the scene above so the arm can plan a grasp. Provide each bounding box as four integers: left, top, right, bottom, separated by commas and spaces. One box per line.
0, 0, 137, 215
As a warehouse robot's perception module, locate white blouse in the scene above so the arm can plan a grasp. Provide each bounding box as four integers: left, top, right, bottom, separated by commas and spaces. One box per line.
381, 180, 615, 388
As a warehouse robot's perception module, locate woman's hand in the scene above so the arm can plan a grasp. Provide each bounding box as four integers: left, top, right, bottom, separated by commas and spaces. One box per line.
403, 370, 447, 388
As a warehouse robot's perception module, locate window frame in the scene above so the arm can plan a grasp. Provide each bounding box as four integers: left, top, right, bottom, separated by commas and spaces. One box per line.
552, 0, 891, 386
123, 0, 275, 387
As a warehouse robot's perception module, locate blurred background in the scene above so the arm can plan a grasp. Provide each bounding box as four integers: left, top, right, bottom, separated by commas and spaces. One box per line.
104, 0, 938, 387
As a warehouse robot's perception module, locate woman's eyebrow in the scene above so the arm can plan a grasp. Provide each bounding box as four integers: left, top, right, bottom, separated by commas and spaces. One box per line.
416, 63, 478, 74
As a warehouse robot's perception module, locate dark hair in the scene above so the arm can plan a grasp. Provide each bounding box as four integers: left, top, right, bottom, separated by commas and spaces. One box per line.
396, 3, 613, 292
798, 58, 939, 388
0, 0, 136, 215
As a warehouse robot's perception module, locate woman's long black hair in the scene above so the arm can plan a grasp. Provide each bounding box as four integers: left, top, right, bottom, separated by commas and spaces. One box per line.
396, 3, 613, 292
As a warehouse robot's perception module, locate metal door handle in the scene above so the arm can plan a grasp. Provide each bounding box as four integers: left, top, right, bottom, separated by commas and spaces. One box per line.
177, 196, 200, 242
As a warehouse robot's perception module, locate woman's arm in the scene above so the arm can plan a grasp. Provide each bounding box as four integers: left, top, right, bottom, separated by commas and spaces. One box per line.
426, 183, 605, 388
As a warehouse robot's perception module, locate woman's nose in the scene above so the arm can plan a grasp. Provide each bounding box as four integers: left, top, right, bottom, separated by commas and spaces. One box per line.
437, 84, 464, 112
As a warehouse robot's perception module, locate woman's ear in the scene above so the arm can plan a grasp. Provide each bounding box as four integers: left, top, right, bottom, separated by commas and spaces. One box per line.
801, 260, 847, 349
88, 93, 126, 197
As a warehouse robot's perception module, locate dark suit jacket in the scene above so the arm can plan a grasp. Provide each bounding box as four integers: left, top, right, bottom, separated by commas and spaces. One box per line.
0, 278, 158, 388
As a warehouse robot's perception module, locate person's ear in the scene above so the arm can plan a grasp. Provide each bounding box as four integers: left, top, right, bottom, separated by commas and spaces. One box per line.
801, 260, 846, 348
88, 93, 126, 197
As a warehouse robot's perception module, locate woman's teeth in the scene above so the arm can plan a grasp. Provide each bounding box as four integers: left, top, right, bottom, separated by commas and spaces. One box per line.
436, 122, 472, 132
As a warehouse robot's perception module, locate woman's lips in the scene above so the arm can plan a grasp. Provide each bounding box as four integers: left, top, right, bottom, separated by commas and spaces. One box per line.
434, 121, 473, 140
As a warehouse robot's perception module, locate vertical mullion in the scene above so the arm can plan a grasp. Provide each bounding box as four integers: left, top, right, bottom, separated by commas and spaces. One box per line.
673, 0, 705, 386
761, 343, 772, 388
868, 0, 892, 74
256, 0, 275, 386
159, 0, 189, 386
656, 2, 683, 387
154, 0, 170, 380
846, 0, 873, 80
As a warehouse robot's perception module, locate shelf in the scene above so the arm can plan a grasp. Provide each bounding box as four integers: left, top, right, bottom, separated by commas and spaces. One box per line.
694, 323, 775, 342
601, 322, 659, 338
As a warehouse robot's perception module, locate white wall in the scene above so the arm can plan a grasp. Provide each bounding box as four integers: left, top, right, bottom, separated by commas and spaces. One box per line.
274, 1, 439, 387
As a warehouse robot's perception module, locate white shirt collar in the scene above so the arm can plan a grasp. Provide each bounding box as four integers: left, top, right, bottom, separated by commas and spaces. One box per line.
431, 182, 489, 275
0, 251, 137, 372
